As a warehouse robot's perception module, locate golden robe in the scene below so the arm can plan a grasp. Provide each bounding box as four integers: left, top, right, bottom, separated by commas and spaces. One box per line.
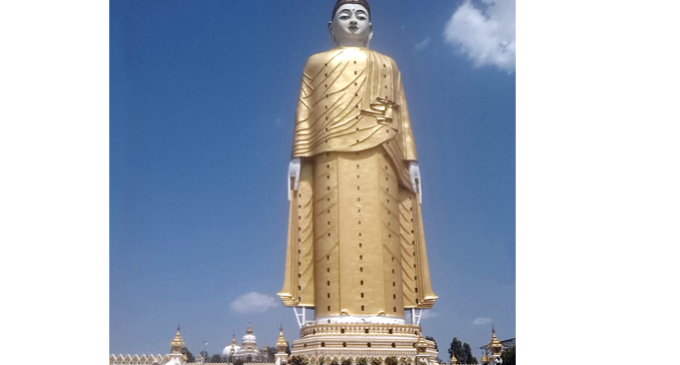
279, 47, 437, 318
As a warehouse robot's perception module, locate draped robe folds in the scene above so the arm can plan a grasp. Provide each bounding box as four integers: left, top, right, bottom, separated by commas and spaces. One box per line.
278, 47, 437, 318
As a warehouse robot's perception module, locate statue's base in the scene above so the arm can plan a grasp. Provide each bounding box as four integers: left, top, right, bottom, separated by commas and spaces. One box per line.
289, 323, 438, 362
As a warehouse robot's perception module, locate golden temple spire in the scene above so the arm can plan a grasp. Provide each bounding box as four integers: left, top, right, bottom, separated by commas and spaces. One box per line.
247, 322, 254, 334
276, 325, 288, 353
489, 325, 502, 356
450, 353, 458, 364
170, 325, 185, 354
276, 325, 287, 347
231, 334, 237, 345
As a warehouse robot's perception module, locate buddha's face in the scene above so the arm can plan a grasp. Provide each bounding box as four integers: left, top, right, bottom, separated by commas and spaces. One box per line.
328, 4, 373, 47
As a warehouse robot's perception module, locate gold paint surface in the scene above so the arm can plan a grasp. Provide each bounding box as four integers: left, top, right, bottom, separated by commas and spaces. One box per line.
310, 148, 402, 317
276, 327, 288, 348
279, 47, 437, 313
292, 48, 417, 164
170, 328, 185, 354
490, 329, 503, 355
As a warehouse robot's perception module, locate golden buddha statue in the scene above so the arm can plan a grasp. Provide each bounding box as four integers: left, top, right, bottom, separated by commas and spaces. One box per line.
279, 0, 437, 324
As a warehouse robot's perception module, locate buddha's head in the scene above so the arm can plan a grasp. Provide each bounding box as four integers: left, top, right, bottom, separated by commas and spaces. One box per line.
328, 0, 373, 48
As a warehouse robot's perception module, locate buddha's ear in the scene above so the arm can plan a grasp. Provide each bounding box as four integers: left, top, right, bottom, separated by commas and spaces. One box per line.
366, 23, 374, 48
328, 21, 334, 39
328, 21, 337, 48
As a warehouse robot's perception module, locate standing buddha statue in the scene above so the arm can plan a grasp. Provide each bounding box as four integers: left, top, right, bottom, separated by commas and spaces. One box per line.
278, 0, 437, 325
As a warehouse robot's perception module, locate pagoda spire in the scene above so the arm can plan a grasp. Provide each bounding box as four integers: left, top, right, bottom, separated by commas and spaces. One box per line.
275, 325, 290, 365
276, 325, 287, 349
481, 352, 489, 364
170, 325, 185, 354
489, 325, 503, 357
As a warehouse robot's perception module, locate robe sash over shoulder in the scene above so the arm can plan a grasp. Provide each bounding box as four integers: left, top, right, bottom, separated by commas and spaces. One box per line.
291, 48, 418, 191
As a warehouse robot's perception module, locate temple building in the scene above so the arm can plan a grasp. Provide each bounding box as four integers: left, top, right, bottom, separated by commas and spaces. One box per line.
110, 326, 190, 365
111, 325, 287, 365
221, 323, 269, 362
478, 326, 514, 365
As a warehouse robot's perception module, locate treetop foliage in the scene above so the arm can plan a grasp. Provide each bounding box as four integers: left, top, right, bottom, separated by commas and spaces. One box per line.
209, 354, 223, 363
448, 337, 478, 364
501, 346, 515, 365
177, 347, 195, 363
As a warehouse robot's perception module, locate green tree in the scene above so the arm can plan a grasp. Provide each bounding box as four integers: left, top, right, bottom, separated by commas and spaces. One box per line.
448, 338, 478, 364
319, 358, 327, 365
462, 343, 478, 364
356, 357, 368, 365
234, 358, 245, 365
266, 346, 277, 362
181, 347, 195, 363
501, 346, 515, 365
370, 358, 381, 365
448, 338, 463, 362
385, 356, 398, 365
210, 354, 223, 363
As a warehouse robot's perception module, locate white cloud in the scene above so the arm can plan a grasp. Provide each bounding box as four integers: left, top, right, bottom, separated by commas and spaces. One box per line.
415, 38, 431, 51
230, 292, 278, 313
473, 317, 493, 325
420, 310, 440, 320
443, 0, 515, 71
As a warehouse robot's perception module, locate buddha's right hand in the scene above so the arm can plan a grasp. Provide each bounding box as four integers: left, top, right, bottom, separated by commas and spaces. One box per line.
288, 157, 301, 201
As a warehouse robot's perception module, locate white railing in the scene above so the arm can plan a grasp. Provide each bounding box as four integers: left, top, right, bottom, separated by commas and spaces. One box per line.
109, 356, 480, 365
109, 357, 277, 365
109, 354, 166, 365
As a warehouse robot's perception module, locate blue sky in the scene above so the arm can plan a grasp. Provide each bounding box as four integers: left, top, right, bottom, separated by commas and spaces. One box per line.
110, 0, 515, 359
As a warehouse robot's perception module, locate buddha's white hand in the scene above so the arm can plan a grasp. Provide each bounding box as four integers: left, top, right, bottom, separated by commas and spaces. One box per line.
288, 157, 301, 201
409, 161, 422, 204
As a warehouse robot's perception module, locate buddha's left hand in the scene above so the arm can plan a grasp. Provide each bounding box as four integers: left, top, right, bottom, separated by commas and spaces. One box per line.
409, 161, 422, 203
